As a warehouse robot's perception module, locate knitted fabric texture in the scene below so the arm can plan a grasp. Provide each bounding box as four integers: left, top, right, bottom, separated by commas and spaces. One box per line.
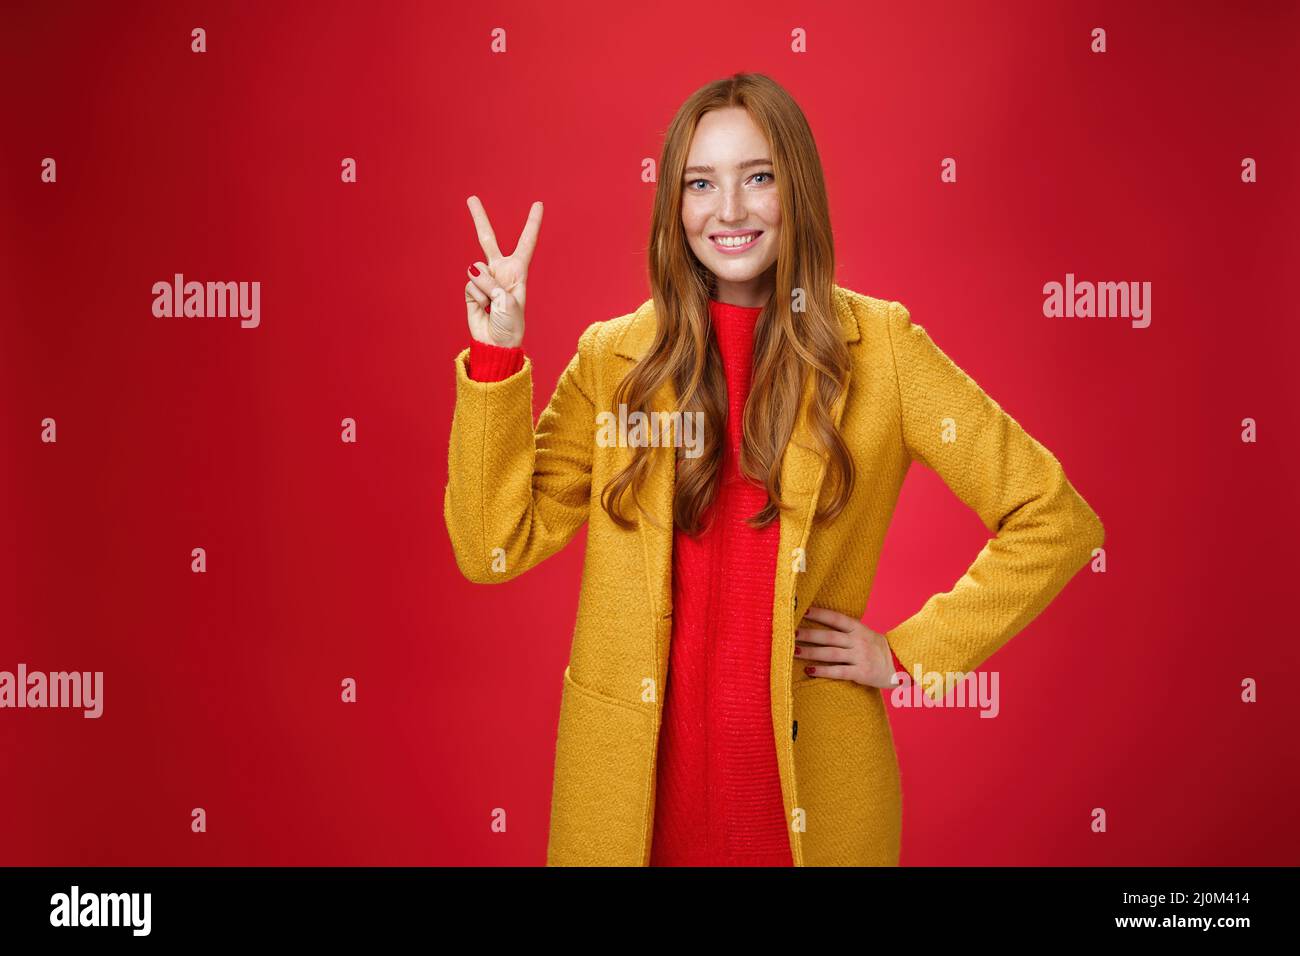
647, 298, 789, 866
467, 336, 525, 381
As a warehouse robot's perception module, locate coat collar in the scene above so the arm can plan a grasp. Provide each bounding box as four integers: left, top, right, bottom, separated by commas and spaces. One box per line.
610, 286, 862, 728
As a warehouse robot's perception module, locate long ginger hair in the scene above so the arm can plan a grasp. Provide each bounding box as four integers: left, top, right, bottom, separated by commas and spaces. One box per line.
601, 72, 855, 536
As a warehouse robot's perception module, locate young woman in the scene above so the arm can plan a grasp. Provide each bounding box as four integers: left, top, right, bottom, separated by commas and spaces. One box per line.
446, 73, 1103, 867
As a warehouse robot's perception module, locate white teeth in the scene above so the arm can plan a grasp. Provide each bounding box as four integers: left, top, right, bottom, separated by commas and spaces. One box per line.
713, 233, 758, 247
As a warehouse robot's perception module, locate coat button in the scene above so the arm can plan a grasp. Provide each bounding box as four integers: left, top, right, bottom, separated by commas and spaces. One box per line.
792, 719, 798, 741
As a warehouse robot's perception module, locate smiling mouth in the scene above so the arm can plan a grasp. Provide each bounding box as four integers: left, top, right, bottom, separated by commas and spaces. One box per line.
709, 230, 763, 250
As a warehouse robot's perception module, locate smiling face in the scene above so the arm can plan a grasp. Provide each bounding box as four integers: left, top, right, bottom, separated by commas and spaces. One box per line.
680, 106, 781, 308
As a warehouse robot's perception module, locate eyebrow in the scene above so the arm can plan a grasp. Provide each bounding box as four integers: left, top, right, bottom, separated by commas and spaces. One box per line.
682, 158, 773, 176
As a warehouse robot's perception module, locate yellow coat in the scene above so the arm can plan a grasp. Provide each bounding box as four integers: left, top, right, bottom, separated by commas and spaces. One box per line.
445, 285, 1103, 866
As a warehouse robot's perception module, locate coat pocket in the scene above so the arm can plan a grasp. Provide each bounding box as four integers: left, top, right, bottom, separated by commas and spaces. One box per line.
792, 678, 902, 866
546, 665, 655, 866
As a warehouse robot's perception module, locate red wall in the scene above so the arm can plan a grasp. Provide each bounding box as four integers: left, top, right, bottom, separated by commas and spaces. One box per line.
2, 0, 1296, 865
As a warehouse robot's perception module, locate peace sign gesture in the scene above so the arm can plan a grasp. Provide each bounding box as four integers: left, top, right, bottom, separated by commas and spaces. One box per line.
464, 195, 544, 349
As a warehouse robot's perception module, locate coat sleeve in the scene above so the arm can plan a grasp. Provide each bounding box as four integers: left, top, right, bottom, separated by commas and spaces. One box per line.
881, 300, 1104, 701
444, 321, 601, 583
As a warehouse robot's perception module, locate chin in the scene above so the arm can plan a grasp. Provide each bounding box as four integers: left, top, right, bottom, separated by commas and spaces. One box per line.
709, 261, 771, 281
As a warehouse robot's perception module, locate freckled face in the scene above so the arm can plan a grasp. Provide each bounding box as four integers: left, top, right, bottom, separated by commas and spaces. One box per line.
681, 107, 781, 301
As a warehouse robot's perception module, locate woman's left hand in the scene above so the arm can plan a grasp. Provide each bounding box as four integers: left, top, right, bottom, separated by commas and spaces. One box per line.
796, 606, 904, 689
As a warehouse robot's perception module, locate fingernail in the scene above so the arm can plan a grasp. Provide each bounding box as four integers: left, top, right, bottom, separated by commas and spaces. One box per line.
804, 666, 815, 675
794, 646, 801, 656
468, 264, 481, 277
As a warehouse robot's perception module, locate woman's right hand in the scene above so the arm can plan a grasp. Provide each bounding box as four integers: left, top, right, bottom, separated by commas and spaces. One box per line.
464, 195, 543, 349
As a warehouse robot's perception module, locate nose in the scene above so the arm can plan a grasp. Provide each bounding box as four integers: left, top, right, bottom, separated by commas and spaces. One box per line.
717, 180, 745, 223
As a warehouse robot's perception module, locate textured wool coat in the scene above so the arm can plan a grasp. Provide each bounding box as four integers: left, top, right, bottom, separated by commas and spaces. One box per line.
444, 285, 1104, 866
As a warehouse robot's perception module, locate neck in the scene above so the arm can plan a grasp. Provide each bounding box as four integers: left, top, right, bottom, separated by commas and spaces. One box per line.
712, 270, 775, 309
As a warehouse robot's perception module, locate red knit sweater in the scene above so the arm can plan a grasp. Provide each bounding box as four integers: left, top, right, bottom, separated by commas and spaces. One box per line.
647, 298, 791, 865
464, 300, 905, 867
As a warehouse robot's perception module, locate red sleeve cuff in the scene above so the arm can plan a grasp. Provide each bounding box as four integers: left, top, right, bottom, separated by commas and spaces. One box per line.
889, 646, 908, 684
467, 337, 525, 381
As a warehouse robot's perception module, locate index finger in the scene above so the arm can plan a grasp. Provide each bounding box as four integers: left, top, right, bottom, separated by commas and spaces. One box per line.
802, 605, 857, 633
466, 195, 503, 261
513, 200, 544, 266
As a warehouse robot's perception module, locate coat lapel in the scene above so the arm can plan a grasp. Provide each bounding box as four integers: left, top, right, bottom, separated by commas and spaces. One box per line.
611, 287, 861, 685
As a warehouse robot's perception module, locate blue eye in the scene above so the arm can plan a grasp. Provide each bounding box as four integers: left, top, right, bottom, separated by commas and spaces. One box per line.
752, 172, 774, 185
687, 179, 708, 190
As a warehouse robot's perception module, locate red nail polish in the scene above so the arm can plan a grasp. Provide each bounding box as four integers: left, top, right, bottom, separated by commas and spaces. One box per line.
805, 666, 814, 675
794, 646, 801, 656
468, 263, 481, 276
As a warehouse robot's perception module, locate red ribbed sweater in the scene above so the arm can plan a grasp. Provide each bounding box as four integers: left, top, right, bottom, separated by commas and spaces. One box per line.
646, 298, 791, 865
464, 298, 903, 867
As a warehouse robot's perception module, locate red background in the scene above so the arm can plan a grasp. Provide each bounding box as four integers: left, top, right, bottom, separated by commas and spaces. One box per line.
3, 0, 1297, 866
